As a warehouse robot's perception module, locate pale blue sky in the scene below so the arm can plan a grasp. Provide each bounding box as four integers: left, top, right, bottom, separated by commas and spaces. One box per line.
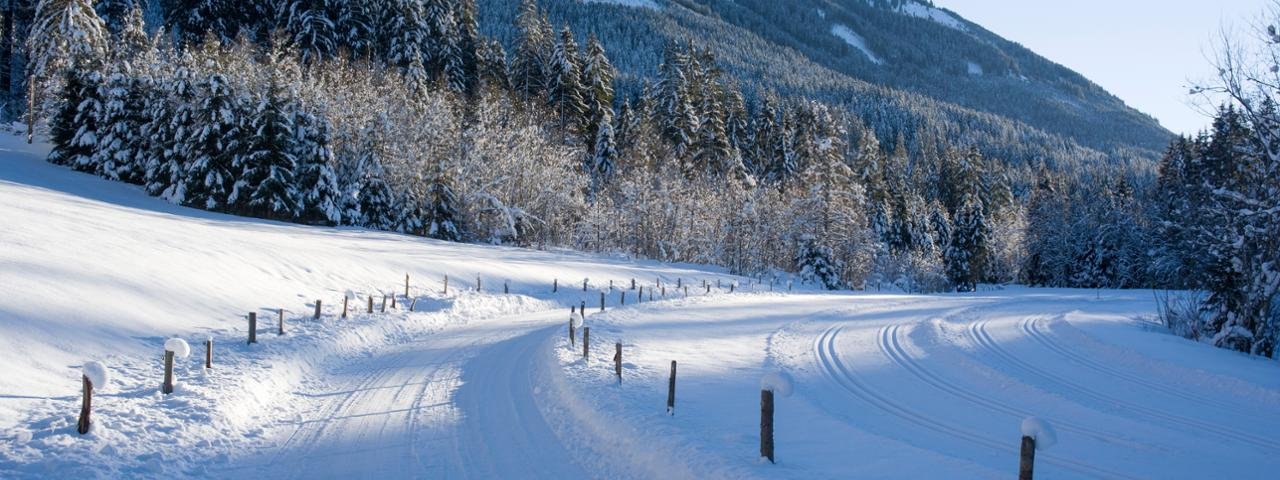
934, 0, 1267, 135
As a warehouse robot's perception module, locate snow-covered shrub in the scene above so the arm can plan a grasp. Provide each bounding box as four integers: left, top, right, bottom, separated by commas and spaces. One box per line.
1155, 290, 1208, 340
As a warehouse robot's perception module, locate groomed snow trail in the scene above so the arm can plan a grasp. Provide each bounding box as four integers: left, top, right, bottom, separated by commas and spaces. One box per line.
221, 311, 586, 478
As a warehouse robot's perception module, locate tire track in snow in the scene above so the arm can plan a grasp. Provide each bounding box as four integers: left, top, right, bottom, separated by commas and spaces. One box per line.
877, 323, 1135, 446
814, 324, 1137, 480
1022, 316, 1258, 413
968, 319, 1280, 451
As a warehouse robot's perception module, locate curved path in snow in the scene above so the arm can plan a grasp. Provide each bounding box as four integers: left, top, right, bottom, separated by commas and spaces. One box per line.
220, 311, 585, 479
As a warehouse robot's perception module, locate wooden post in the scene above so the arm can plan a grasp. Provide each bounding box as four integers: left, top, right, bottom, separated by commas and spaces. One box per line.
583, 327, 590, 359
504, 281, 508, 294
342, 296, 349, 318
569, 316, 576, 345
584, 278, 588, 291
609, 280, 614, 291
405, 274, 410, 297
1019, 436, 1036, 480
662, 285, 666, 297
649, 289, 654, 301
667, 361, 677, 415
631, 278, 636, 290
476, 275, 481, 292
278, 308, 285, 335
76, 376, 92, 435
620, 290, 626, 306
684, 286, 689, 297
580, 301, 586, 314
706, 283, 711, 294
761, 389, 775, 464
600, 291, 605, 311
391, 294, 396, 309
730, 283, 735, 293
367, 295, 374, 313
444, 275, 449, 295
205, 339, 212, 369
314, 300, 321, 319
410, 298, 418, 311
381, 295, 387, 313
638, 286, 644, 302
162, 350, 175, 394
614, 342, 623, 383
677, 278, 682, 288
248, 312, 257, 344
717, 279, 722, 289
553, 278, 558, 293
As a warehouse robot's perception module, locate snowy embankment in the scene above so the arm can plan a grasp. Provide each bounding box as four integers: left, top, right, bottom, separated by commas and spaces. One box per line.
0, 136, 748, 477
550, 290, 1280, 478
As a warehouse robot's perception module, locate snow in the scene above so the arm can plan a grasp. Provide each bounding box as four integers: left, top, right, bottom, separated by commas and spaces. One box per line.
831, 24, 885, 65
164, 338, 191, 358
3, 133, 1279, 478
81, 361, 109, 389
898, 2, 967, 31
1020, 417, 1057, 450
582, 0, 659, 10
760, 371, 795, 397
967, 61, 984, 76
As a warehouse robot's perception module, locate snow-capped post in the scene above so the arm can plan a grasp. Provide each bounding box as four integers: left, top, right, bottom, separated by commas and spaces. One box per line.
583, 327, 590, 359
667, 361, 677, 415
614, 342, 623, 383
342, 296, 348, 319
583, 278, 589, 291
759, 371, 794, 464
1019, 417, 1057, 480
205, 338, 212, 369
580, 301, 586, 314
405, 274, 410, 297
78, 362, 107, 435
444, 275, 449, 295
248, 312, 258, 344
631, 278, 636, 290
279, 308, 285, 335
314, 300, 321, 319
161, 338, 190, 395
367, 295, 374, 314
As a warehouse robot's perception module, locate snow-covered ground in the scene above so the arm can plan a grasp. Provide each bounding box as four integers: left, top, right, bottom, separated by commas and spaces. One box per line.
2, 134, 1278, 478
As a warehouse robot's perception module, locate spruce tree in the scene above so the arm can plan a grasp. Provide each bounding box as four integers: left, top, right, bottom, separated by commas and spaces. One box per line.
425, 162, 462, 241
946, 192, 989, 292
237, 79, 300, 220
181, 71, 243, 211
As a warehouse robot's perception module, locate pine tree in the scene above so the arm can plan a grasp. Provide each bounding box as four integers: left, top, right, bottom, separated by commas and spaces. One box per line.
512, 0, 552, 98
292, 104, 342, 225
95, 68, 148, 183
796, 235, 843, 290
425, 162, 462, 241
26, 0, 107, 142
237, 78, 300, 220
181, 71, 243, 211
288, 0, 339, 65
581, 34, 614, 138
587, 107, 617, 193
946, 192, 989, 292
548, 27, 586, 133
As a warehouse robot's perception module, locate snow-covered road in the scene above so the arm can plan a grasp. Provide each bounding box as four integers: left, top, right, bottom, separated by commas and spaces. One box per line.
220, 312, 584, 479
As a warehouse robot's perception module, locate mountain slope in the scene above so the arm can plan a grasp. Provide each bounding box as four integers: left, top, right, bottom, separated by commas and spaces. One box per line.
479, 0, 1171, 169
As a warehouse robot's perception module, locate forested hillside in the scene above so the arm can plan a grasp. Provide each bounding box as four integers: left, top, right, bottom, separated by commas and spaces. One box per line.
6, 0, 1276, 358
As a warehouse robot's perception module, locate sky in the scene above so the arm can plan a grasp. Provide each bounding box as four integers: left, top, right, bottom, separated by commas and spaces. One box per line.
933, 0, 1267, 135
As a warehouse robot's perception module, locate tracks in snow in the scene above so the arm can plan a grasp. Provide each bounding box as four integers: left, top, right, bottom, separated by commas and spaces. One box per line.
814, 324, 1137, 480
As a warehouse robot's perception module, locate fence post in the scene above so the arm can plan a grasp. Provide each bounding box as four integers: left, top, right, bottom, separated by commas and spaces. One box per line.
504, 281, 509, 294
405, 274, 410, 297
677, 278, 682, 289
444, 274, 449, 295
610, 280, 614, 291
342, 296, 349, 318
631, 278, 636, 290
580, 301, 586, 314
391, 294, 396, 309
76, 376, 92, 435
367, 295, 374, 313
600, 291, 605, 311
614, 342, 623, 383
667, 360, 677, 415
279, 308, 285, 335
205, 338, 212, 369
717, 279, 722, 289
761, 389, 775, 463
381, 295, 388, 313
410, 298, 418, 311
554, 278, 558, 293
1019, 436, 1036, 480
161, 350, 175, 395
620, 291, 626, 306
649, 288, 654, 301
248, 312, 257, 344
684, 286, 689, 297
476, 275, 481, 292
583, 327, 590, 359
638, 286, 643, 302
314, 299, 321, 319
584, 278, 588, 291
569, 316, 576, 345
730, 283, 735, 293
662, 285, 666, 297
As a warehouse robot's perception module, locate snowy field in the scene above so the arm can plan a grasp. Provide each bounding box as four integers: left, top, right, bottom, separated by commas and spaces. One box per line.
2, 136, 1279, 478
